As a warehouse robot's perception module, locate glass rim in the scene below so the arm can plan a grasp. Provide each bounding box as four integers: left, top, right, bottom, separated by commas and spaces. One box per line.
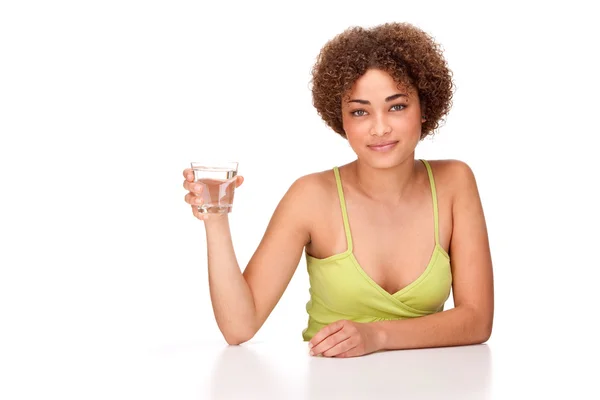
190, 161, 239, 170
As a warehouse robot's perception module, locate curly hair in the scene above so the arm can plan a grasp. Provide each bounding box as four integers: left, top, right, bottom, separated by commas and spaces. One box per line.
311, 22, 454, 139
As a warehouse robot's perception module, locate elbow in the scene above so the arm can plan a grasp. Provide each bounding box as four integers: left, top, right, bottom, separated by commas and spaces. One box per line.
464, 306, 493, 345
221, 325, 257, 346
475, 325, 492, 344
224, 332, 253, 346
217, 312, 259, 345
225, 338, 245, 346
473, 316, 493, 344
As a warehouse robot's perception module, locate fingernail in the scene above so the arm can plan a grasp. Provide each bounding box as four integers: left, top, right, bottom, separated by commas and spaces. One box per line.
308, 342, 313, 349
309, 350, 314, 356
195, 198, 202, 204
195, 184, 203, 192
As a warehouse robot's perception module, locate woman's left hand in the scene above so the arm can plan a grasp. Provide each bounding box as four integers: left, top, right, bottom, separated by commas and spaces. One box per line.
308, 320, 382, 358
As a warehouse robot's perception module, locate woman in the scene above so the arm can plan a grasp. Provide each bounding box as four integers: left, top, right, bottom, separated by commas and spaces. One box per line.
182, 22, 494, 358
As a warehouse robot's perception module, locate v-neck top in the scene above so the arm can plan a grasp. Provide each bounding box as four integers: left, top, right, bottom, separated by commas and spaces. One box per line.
302, 159, 452, 341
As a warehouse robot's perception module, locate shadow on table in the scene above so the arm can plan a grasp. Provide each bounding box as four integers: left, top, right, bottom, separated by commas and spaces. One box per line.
207, 344, 291, 400
306, 344, 492, 400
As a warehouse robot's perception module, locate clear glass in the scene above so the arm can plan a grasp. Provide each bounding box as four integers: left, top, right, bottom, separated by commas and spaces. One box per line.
190, 161, 239, 214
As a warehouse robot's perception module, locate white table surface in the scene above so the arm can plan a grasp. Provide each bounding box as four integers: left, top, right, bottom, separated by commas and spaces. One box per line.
188, 341, 494, 400
6, 336, 594, 400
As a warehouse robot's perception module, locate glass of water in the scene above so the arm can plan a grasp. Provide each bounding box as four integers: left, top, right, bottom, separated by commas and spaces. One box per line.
190, 161, 239, 214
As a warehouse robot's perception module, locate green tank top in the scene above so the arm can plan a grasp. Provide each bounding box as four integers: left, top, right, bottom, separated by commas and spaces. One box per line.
302, 159, 452, 341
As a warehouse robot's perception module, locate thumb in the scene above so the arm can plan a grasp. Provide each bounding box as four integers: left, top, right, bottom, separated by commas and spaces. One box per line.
235, 175, 244, 188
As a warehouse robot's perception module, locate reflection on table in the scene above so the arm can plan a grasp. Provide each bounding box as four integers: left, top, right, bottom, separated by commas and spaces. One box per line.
207, 341, 491, 399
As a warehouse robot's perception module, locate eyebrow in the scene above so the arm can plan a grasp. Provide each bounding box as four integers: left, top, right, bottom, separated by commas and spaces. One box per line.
348, 93, 408, 105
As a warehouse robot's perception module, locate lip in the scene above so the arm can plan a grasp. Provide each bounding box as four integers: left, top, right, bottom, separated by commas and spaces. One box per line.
368, 141, 398, 152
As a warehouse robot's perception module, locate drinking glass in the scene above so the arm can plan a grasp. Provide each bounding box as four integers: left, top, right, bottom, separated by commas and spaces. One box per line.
190, 161, 239, 214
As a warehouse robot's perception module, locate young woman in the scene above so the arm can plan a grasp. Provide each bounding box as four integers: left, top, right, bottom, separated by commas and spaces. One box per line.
182, 22, 494, 358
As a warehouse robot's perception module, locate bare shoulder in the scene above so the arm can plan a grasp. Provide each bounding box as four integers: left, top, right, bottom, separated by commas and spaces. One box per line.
282, 168, 336, 231
288, 170, 334, 200
426, 159, 476, 181
425, 159, 479, 199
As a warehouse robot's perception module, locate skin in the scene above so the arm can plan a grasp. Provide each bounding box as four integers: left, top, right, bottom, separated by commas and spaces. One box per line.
182, 68, 494, 357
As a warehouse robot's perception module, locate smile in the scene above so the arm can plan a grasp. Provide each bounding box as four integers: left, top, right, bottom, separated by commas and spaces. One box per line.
367, 141, 398, 152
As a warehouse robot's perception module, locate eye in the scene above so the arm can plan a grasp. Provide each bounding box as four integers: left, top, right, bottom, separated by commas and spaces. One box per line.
350, 109, 367, 117
390, 104, 406, 111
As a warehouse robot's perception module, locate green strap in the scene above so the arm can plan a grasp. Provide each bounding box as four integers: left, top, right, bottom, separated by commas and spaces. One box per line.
420, 159, 440, 245
333, 166, 353, 252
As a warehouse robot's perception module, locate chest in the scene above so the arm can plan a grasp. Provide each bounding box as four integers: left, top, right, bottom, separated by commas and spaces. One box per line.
349, 203, 440, 293
307, 190, 452, 295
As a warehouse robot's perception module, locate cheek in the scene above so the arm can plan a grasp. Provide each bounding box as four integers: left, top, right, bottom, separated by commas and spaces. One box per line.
343, 123, 365, 147
341, 114, 354, 130
344, 130, 364, 153
342, 115, 367, 138
394, 113, 424, 136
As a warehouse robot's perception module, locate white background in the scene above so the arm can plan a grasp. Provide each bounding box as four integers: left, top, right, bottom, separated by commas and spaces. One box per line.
1, 0, 599, 398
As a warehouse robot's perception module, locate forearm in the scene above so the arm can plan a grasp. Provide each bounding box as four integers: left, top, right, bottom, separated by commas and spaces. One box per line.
204, 216, 257, 344
372, 306, 492, 351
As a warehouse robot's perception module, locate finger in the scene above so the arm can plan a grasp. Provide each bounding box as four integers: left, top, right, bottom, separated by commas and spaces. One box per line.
333, 345, 361, 358
183, 168, 195, 181
309, 320, 345, 350
235, 175, 244, 188
185, 192, 204, 206
183, 180, 204, 194
191, 205, 207, 220
310, 328, 349, 357
322, 336, 357, 358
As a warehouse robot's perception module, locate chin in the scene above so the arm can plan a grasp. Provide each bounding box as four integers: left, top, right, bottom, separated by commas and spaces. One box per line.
361, 154, 404, 170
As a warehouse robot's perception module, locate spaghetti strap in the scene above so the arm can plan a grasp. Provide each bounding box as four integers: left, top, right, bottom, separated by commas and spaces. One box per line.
333, 167, 353, 253
420, 160, 440, 245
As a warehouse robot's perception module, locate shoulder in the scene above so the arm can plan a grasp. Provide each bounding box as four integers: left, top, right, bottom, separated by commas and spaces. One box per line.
424, 159, 479, 200
276, 169, 336, 233
277, 169, 336, 215
286, 168, 336, 199
426, 159, 476, 181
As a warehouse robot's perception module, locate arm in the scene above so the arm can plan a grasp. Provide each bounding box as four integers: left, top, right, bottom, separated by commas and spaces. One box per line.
204, 176, 312, 345
374, 160, 494, 350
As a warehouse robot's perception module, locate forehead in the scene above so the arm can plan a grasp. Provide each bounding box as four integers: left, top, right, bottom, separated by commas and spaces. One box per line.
346, 69, 414, 99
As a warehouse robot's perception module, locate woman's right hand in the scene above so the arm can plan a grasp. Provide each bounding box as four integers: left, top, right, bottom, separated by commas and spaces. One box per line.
182, 168, 245, 221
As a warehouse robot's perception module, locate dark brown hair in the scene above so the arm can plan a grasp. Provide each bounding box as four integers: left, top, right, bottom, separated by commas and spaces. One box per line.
311, 22, 454, 139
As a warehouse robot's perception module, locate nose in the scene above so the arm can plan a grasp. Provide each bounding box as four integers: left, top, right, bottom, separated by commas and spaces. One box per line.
369, 114, 391, 136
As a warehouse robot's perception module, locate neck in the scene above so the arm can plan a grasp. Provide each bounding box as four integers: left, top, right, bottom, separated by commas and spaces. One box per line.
350, 156, 418, 203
